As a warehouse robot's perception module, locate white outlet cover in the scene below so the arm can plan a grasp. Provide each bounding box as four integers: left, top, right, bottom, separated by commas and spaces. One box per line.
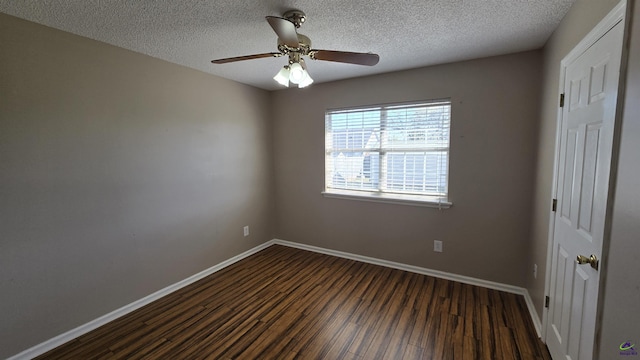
434, 240, 443, 252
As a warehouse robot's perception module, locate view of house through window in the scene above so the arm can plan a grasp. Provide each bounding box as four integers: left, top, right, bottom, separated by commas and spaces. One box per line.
324, 100, 451, 204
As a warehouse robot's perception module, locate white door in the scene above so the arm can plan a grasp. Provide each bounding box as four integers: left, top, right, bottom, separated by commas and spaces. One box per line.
546, 20, 624, 360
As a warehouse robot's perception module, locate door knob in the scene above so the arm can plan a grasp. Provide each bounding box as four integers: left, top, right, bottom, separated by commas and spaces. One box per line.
576, 254, 599, 270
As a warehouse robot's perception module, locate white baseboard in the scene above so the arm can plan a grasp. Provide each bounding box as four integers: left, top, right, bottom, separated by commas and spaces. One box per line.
522, 289, 543, 337
8, 241, 274, 360
272, 238, 543, 337
11, 238, 544, 359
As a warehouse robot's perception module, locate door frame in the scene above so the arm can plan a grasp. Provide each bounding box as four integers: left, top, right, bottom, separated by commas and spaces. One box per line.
541, 0, 627, 343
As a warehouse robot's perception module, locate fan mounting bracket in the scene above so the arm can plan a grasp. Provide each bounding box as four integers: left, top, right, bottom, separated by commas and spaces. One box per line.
283, 10, 306, 28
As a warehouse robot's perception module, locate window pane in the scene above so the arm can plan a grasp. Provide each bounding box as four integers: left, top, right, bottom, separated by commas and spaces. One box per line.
326, 151, 379, 191
384, 151, 448, 195
326, 110, 380, 151
382, 104, 450, 150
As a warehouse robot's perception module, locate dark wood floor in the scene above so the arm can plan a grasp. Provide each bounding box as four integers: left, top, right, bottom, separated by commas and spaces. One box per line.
36, 245, 551, 359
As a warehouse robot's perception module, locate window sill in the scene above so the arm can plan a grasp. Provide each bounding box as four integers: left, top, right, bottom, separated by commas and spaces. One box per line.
321, 190, 452, 209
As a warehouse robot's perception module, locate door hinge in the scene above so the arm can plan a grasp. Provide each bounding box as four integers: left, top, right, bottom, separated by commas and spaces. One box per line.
560, 93, 565, 108
545, 296, 550, 308
552, 199, 557, 212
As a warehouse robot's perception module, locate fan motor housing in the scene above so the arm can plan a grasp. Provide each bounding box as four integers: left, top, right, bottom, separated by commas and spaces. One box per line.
278, 34, 311, 55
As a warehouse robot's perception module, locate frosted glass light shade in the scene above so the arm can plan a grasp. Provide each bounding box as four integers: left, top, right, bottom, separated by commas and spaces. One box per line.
273, 66, 290, 87
298, 71, 314, 88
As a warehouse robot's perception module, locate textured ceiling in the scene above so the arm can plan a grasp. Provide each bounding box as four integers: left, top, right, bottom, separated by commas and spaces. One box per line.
0, 0, 575, 90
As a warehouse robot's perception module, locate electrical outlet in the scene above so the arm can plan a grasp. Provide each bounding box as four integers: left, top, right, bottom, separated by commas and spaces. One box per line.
434, 240, 443, 253
533, 264, 538, 279
243, 226, 249, 237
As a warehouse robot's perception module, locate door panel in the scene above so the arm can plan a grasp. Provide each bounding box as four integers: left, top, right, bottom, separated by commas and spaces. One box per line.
551, 245, 572, 346
567, 267, 589, 359
578, 124, 601, 236
588, 58, 608, 103
560, 129, 578, 221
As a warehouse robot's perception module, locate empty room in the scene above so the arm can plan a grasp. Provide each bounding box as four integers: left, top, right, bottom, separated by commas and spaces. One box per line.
1, 0, 639, 359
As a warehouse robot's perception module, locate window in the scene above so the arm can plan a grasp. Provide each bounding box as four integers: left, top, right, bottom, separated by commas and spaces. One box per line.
324, 100, 451, 207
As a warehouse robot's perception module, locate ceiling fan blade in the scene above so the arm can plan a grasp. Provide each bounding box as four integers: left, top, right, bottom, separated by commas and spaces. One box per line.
211, 52, 282, 64
266, 16, 299, 48
310, 50, 380, 66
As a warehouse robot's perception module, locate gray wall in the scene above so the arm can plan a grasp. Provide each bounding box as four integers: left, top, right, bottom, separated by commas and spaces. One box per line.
0, 14, 274, 358
598, 0, 640, 358
272, 51, 541, 287
526, 0, 620, 320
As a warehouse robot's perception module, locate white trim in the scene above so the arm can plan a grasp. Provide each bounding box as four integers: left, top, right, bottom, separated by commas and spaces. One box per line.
272, 238, 542, 336
7, 241, 274, 360
543, 53, 566, 341
322, 190, 452, 209
561, 1, 627, 68
523, 289, 543, 337
542, 0, 626, 343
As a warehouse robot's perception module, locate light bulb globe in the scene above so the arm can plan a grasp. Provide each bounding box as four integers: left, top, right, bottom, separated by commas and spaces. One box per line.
289, 62, 305, 84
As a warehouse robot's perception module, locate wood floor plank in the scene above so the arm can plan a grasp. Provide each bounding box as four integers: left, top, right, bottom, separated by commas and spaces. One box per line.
462, 335, 478, 360
407, 275, 436, 348
35, 245, 551, 360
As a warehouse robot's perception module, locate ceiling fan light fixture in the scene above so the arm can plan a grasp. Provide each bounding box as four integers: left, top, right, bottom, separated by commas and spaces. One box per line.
273, 66, 290, 87
212, 9, 380, 89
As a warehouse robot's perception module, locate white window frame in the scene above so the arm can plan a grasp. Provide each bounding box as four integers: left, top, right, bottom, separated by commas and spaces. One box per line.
323, 100, 452, 208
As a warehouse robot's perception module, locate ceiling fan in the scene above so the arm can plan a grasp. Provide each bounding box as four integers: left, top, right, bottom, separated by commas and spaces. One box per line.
211, 10, 380, 88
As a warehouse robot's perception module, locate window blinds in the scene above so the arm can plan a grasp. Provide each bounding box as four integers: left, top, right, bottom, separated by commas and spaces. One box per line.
325, 101, 451, 199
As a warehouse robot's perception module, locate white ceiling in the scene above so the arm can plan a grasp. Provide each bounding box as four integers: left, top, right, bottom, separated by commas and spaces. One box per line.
0, 0, 575, 91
